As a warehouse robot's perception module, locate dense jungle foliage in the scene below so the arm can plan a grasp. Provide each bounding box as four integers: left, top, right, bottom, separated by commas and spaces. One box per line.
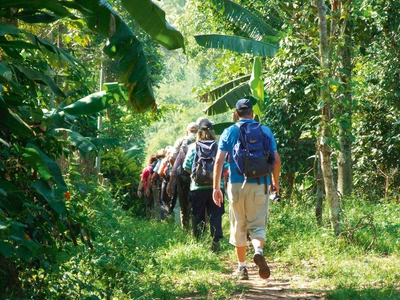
0, 0, 398, 299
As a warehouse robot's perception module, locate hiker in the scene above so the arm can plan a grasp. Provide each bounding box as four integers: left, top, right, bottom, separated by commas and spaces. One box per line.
183, 119, 227, 252
212, 98, 281, 280
150, 149, 166, 220
137, 155, 158, 219
167, 122, 199, 230
158, 146, 176, 219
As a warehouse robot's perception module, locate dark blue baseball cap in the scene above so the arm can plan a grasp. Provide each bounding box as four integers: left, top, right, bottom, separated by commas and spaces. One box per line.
236, 98, 253, 110
199, 119, 213, 130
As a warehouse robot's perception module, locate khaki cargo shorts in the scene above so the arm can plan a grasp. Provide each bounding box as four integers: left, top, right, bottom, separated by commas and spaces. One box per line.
227, 182, 270, 247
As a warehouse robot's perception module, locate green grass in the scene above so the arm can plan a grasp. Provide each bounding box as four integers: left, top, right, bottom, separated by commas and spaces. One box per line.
57, 195, 244, 299
266, 199, 400, 300
23, 192, 399, 299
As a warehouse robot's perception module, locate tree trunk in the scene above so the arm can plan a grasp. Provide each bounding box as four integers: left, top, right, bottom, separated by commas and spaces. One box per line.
315, 151, 324, 226
337, 2, 353, 196
317, 0, 341, 235
320, 142, 341, 234
284, 171, 295, 201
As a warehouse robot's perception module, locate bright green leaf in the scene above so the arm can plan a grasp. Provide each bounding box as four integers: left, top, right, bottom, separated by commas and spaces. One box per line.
250, 56, 264, 101
204, 83, 252, 115
57, 129, 98, 155
63, 91, 109, 116
195, 34, 279, 56
76, 0, 157, 112
20, 147, 52, 180
26, 143, 68, 192
206, 0, 278, 41
121, 0, 185, 50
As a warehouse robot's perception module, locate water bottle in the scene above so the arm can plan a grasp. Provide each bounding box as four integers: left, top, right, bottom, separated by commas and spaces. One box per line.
269, 186, 281, 202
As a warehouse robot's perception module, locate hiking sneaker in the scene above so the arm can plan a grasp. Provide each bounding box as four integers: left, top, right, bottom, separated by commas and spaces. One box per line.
232, 266, 249, 280
253, 252, 270, 279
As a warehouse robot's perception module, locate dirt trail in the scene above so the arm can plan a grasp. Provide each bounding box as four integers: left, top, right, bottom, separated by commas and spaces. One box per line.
230, 262, 325, 300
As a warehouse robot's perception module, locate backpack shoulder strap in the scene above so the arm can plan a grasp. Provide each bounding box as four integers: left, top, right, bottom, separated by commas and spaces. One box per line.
235, 122, 246, 145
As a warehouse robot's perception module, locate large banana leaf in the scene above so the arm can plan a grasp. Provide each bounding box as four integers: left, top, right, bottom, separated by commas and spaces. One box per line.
121, 0, 185, 51
63, 91, 110, 116
199, 74, 251, 103
20, 143, 67, 192
195, 34, 279, 57
20, 147, 52, 180
61, 129, 98, 155
204, 83, 252, 115
14, 65, 65, 97
206, 0, 278, 41
73, 0, 184, 113
62, 83, 134, 116
195, 0, 281, 117
250, 57, 264, 101
72, 0, 155, 112
1, 0, 184, 113
249, 56, 263, 117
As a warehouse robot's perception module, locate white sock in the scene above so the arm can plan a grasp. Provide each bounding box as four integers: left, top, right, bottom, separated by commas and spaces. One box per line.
238, 262, 246, 268
255, 247, 263, 255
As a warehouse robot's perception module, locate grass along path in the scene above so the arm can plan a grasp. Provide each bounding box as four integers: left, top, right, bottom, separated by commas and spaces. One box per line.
85, 195, 400, 299
223, 250, 400, 300
226, 254, 400, 299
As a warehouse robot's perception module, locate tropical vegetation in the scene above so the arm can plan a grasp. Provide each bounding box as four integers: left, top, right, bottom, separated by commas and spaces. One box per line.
0, 0, 398, 299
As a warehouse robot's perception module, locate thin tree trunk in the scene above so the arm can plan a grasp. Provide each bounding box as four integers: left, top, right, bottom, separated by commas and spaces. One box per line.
337, 1, 353, 196
315, 151, 324, 226
284, 171, 295, 201
317, 0, 341, 235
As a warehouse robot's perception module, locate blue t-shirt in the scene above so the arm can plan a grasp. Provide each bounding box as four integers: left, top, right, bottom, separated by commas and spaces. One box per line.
219, 119, 277, 184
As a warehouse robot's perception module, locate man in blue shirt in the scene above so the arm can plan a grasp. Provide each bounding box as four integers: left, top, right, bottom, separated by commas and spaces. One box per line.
212, 98, 281, 280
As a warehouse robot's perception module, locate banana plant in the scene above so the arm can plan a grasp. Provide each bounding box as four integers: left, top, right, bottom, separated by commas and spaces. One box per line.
194, 0, 280, 116
0, 0, 184, 283
0, 0, 185, 202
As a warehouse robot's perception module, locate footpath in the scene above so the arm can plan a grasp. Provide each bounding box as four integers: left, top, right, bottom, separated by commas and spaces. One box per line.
229, 262, 325, 300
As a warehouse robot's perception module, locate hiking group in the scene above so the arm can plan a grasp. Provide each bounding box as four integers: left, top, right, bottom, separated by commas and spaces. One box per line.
137, 98, 281, 280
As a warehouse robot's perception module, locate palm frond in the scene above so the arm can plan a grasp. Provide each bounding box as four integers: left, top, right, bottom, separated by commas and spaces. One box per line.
207, 0, 278, 41
199, 74, 251, 103
121, 0, 185, 51
204, 82, 251, 115
194, 34, 279, 56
